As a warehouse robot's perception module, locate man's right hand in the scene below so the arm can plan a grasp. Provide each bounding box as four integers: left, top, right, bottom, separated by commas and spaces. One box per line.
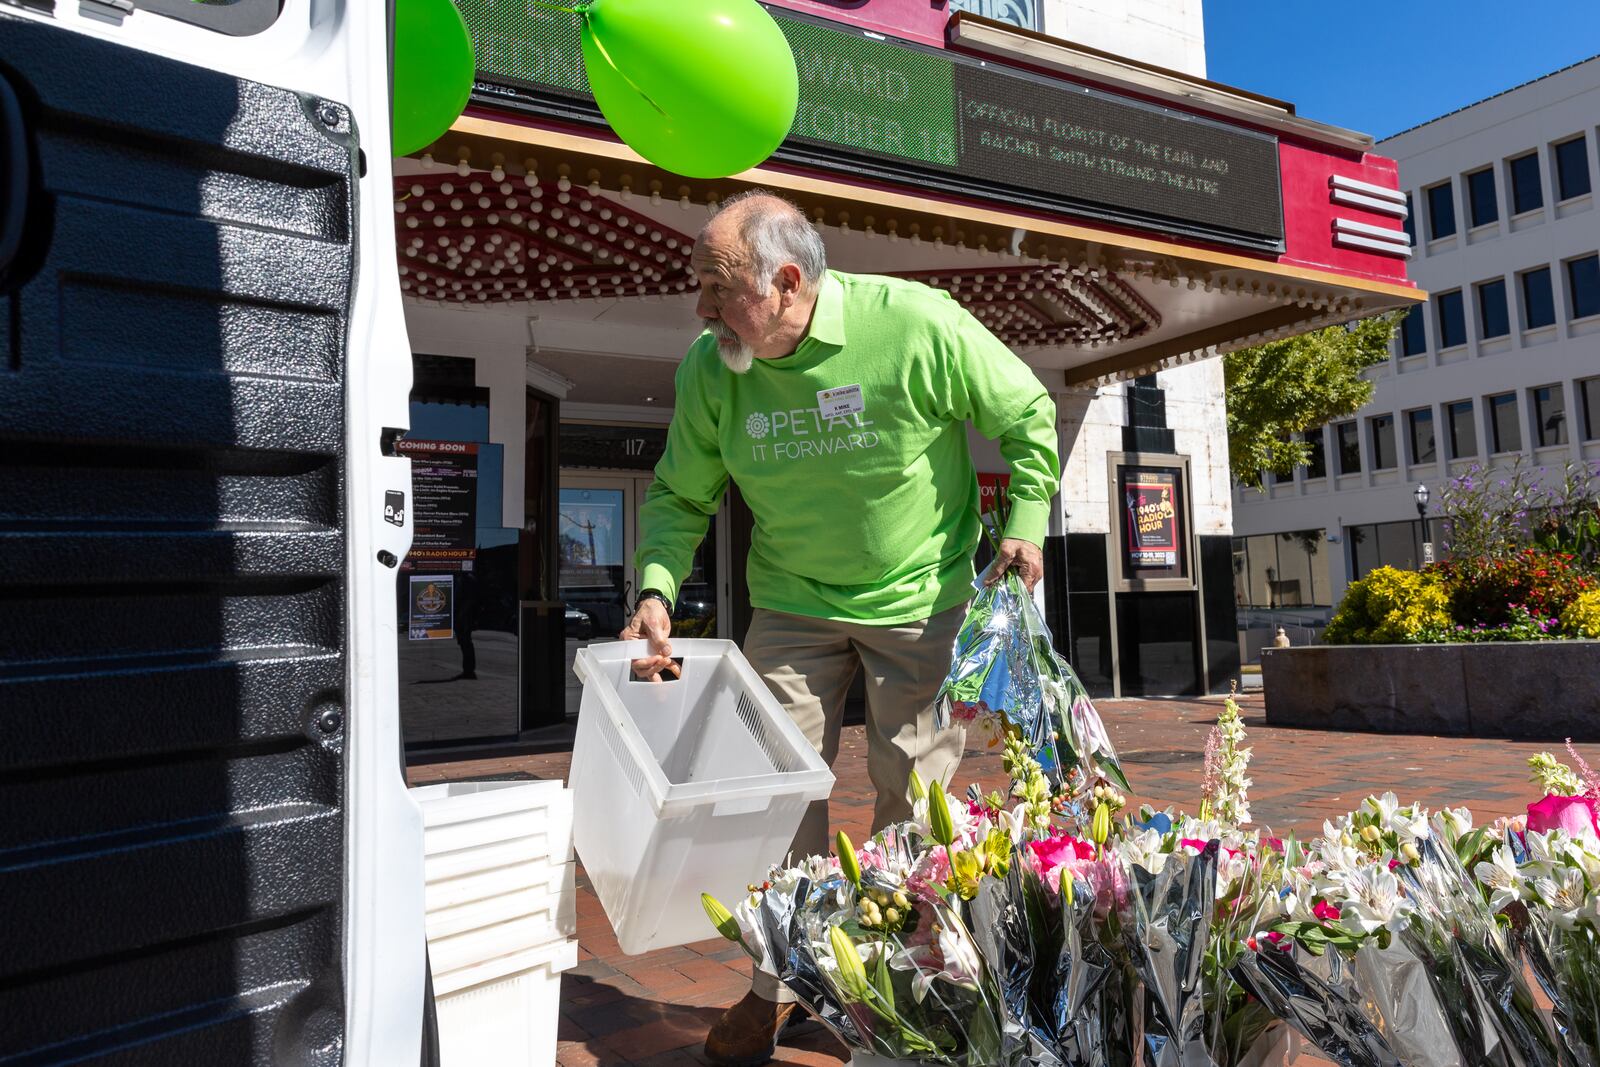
620, 598, 674, 681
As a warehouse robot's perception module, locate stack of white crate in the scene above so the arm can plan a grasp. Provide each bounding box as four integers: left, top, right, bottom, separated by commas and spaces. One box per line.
414, 779, 578, 1067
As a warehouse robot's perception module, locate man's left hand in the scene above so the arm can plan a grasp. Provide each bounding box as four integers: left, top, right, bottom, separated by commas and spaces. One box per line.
986, 537, 1044, 592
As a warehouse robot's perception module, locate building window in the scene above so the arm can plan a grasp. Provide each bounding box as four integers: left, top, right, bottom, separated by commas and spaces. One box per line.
1336, 420, 1361, 475
947, 0, 1041, 29
1370, 414, 1397, 470
1488, 392, 1521, 453
1510, 151, 1543, 214
1533, 385, 1567, 447
1399, 305, 1427, 355
1305, 428, 1327, 480
1436, 289, 1467, 348
1477, 278, 1509, 338
1426, 182, 1456, 239
1467, 168, 1498, 227
1402, 192, 1417, 245
1447, 400, 1477, 458
1522, 266, 1556, 329
1407, 408, 1436, 465
1569, 253, 1600, 319
1581, 378, 1600, 440
1555, 136, 1592, 201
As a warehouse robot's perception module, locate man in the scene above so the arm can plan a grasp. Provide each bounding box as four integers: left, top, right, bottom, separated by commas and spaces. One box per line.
620, 191, 1060, 1065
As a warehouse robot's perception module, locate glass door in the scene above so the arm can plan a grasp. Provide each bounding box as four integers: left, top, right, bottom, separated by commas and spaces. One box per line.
558, 472, 723, 720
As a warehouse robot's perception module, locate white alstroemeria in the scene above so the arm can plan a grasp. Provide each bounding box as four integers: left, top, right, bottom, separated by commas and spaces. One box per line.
1436, 807, 1474, 841
1339, 867, 1414, 935
1523, 830, 1562, 875
911, 790, 982, 845
1389, 806, 1432, 844
996, 803, 1029, 845
1474, 844, 1526, 913
1317, 841, 1365, 880
1534, 866, 1589, 928
1362, 793, 1401, 827
1120, 828, 1170, 874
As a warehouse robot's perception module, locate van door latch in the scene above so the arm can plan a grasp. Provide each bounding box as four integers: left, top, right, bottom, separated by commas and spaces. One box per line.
80, 0, 134, 25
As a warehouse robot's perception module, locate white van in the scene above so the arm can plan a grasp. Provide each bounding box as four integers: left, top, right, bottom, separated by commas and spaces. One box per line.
0, 2, 429, 1063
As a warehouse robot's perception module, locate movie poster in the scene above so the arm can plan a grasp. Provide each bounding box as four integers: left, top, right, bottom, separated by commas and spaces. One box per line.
1120, 466, 1183, 574
395, 439, 479, 572
408, 574, 455, 640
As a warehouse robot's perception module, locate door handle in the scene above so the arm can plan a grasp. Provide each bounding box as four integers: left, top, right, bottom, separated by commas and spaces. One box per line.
0, 73, 30, 289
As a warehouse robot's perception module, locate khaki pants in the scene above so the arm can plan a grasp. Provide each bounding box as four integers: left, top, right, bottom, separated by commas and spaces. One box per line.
743, 603, 966, 1001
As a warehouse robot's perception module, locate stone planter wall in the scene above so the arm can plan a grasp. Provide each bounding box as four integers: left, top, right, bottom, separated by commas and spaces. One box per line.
1261, 641, 1600, 739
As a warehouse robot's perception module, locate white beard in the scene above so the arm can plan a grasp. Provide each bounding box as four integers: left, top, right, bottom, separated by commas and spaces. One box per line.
706, 320, 755, 374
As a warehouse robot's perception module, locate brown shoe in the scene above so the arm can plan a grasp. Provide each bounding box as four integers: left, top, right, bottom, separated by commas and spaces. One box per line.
704, 991, 798, 1067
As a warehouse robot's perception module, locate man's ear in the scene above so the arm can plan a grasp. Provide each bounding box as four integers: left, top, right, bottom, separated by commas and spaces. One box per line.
775, 263, 804, 305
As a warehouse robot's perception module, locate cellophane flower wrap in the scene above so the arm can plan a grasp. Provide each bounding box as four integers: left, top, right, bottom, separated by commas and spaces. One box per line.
934, 501, 1130, 799
723, 825, 1006, 1065
1477, 748, 1600, 1066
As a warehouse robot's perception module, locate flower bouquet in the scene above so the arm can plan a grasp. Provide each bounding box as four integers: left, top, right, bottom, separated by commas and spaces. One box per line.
935, 495, 1130, 798
705, 820, 1006, 1066
1477, 747, 1600, 1067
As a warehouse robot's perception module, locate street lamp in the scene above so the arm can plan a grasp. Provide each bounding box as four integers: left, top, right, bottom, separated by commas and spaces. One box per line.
1414, 483, 1432, 564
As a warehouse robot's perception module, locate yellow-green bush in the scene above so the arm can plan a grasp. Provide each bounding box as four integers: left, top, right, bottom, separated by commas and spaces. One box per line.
1324, 566, 1454, 644
1563, 590, 1600, 639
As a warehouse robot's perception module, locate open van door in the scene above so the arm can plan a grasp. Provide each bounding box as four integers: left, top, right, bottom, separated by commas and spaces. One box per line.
0, 2, 424, 1063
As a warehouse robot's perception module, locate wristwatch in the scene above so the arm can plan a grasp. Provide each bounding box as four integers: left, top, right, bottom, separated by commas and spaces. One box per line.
636, 588, 673, 615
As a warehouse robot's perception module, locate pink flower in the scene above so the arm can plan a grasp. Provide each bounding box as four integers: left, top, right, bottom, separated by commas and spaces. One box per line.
1263, 931, 1291, 951
1526, 794, 1600, 839
1313, 900, 1342, 922
1028, 833, 1095, 870
967, 799, 988, 819
909, 844, 951, 901
1179, 838, 1208, 854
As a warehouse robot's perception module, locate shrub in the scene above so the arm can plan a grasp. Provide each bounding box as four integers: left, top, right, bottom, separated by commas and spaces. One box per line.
1324, 566, 1453, 644
1564, 590, 1600, 639
1432, 548, 1595, 628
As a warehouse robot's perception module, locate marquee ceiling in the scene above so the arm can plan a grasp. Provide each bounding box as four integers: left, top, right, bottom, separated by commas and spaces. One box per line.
394, 145, 1415, 390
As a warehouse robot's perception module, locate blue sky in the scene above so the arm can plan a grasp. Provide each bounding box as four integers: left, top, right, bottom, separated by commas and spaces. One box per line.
1203, 2, 1600, 141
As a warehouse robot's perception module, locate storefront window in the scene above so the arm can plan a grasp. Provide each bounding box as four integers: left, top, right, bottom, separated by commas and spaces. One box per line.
1349, 519, 1424, 579
397, 355, 525, 745
1231, 530, 1332, 609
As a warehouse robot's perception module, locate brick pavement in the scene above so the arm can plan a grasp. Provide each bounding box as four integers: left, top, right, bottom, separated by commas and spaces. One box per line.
407, 693, 1574, 1067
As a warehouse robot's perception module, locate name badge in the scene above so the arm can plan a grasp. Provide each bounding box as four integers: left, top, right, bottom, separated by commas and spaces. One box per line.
817, 384, 865, 419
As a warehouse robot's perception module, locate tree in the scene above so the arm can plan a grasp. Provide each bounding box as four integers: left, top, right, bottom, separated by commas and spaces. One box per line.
1224, 311, 1403, 489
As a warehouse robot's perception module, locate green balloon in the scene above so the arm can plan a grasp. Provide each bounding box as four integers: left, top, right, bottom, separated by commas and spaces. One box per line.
582, 0, 799, 179
392, 0, 476, 157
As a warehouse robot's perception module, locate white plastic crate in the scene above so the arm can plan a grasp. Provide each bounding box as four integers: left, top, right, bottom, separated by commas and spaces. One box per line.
433, 937, 577, 1067
571, 638, 834, 955
413, 780, 576, 980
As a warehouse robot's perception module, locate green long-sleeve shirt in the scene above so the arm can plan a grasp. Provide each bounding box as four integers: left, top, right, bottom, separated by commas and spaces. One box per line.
637, 270, 1060, 625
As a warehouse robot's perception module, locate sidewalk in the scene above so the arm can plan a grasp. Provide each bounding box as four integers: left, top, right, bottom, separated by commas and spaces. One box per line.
407, 693, 1560, 1066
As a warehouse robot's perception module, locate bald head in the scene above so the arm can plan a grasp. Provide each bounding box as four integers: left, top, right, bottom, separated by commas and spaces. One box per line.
690, 189, 829, 370
700, 190, 827, 293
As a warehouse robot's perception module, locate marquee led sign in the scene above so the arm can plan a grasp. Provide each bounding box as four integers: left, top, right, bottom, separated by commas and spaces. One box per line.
454, 3, 1285, 250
